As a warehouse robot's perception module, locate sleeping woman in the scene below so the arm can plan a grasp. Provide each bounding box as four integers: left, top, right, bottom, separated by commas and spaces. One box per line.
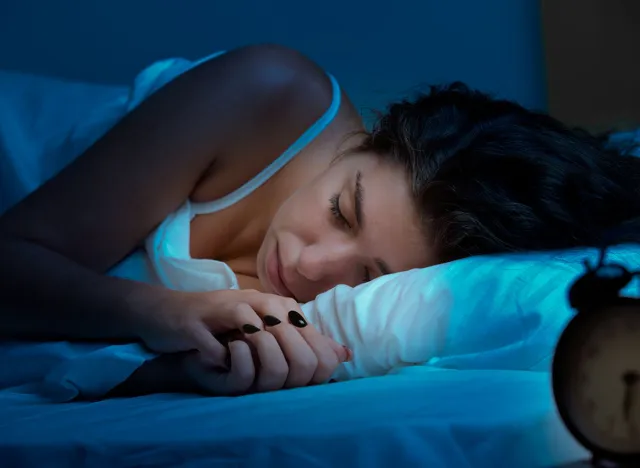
1, 44, 639, 397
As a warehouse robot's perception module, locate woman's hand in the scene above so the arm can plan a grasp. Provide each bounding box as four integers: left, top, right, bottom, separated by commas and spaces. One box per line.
131, 288, 351, 394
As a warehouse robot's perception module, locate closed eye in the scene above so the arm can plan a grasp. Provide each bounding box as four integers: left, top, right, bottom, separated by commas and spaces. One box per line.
329, 193, 371, 283
329, 193, 351, 229
363, 268, 371, 282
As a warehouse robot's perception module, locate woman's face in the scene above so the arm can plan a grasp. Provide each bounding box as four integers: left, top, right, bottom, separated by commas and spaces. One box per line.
256, 153, 432, 303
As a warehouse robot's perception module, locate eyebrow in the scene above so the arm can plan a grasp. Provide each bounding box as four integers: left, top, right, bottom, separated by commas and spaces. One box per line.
354, 170, 364, 227
353, 171, 393, 276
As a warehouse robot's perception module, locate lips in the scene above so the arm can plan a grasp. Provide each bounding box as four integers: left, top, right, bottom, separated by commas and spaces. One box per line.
269, 242, 295, 299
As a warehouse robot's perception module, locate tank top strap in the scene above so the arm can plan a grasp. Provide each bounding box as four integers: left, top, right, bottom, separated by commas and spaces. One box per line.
190, 72, 342, 216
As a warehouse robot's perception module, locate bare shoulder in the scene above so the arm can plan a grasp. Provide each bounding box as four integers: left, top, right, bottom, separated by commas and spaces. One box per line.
0, 43, 359, 273
190, 44, 362, 202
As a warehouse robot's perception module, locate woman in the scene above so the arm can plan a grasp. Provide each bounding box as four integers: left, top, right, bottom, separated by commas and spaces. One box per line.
1, 44, 639, 397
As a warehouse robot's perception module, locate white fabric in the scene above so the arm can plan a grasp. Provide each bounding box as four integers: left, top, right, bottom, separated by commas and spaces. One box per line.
0, 71, 127, 214
305, 245, 640, 381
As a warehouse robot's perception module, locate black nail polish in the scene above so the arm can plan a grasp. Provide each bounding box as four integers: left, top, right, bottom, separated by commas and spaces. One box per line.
242, 324, 261, 334
288, 310, 308, 328
263, 315, 281, 327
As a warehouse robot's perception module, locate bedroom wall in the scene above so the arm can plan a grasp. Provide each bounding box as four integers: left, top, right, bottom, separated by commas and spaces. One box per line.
0, 0, 546, 116
542, 0, 640, 132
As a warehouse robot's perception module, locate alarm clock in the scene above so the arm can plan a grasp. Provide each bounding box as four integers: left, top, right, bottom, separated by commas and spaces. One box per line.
552, 247, 640, 467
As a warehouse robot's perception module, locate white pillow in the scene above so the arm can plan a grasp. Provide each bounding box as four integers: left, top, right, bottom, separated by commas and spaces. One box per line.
303, 245, 640, 381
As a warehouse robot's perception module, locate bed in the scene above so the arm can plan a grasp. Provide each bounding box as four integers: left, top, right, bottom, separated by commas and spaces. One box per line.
0, 369, 587, 468
0, 60, 619, 467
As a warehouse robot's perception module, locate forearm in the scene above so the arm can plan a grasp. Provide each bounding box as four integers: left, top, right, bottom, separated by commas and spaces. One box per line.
0, 236, 164, 342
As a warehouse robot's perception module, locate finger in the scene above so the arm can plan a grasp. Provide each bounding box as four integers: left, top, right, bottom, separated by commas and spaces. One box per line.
188, 322, 229, 368
288, 308, 349, 360
186, 340, 255, 395
243, 330, 289, 392
286, 308, 347, 383
326, 338, 351, 363
225, 340, 256, 394
230, 303, 265, 334
199, 295, 264, 334
263, 317, 318, 388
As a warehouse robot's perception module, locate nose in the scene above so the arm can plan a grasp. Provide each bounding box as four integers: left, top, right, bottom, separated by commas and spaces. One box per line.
296, 241, 357, 285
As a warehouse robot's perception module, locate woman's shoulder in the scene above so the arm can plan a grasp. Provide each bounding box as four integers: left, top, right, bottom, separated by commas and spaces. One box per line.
0, 44, 359, 274
189, 44, 362, 203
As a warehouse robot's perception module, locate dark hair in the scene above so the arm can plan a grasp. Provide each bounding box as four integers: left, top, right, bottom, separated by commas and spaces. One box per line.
359, 82, 640, 263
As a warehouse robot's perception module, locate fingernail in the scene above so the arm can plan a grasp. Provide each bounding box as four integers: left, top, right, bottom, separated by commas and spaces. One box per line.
263, 315, 281, 327
343, 346, 353, 362
288, 310, 307, 328
242, 324, 261, 334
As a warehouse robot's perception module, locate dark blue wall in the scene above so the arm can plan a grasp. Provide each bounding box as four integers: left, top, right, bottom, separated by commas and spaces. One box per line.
0, 0, 546, 115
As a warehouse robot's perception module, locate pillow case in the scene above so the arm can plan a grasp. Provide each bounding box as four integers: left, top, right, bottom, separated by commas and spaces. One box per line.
304, 245, 640, 380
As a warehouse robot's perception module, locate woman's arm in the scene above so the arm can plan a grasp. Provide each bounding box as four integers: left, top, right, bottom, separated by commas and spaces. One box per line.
105, 354, 201, 398
0, 44, 334, 342
105, 343, 247, 398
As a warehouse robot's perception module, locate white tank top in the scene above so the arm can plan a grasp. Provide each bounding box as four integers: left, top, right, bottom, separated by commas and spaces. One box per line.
107, 52, 342, 292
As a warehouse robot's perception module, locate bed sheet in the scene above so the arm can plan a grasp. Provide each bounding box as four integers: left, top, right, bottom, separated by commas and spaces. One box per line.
0, 69, 129, 214
0, 368, 587, 468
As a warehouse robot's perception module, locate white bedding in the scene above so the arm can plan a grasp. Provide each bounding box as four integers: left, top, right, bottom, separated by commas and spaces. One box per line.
0, 61, 629, 467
